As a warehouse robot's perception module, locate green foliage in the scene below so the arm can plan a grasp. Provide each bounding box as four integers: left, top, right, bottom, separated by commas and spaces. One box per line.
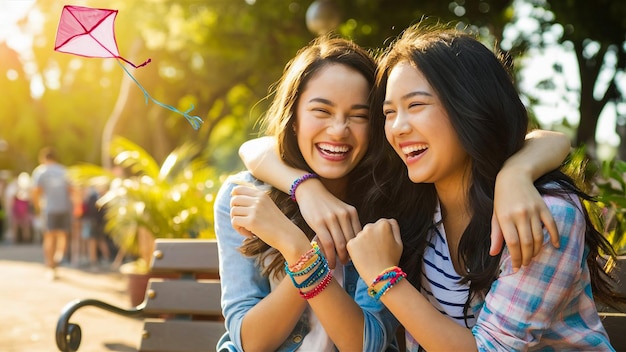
2, 0, 519, 174
4, 0, 626, 245
563, 147, 626, 255
594, 158, 626, 254
68, 136, 219, 257
515, 0, 626, 149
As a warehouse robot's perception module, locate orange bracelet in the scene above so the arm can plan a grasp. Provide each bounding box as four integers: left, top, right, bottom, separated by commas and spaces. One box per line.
286, 241, 320, 274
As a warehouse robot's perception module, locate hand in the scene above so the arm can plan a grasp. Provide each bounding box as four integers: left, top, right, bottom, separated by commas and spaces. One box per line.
347, 218, 403, 283
230, 185, 305, 252
295, 179, 362, 269
491, 169, 559, 272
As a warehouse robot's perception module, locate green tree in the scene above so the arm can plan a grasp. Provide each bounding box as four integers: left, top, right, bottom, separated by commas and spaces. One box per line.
508, 0, 626, 157
26, 0, 317, 170
6, 0, 519, 173
0, 43, 38, 171
5, 0, 625, 170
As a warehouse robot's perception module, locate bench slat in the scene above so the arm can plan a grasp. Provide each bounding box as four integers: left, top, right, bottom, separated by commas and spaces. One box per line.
139, 319, 226, 352
56, 239, 225, 352
600, 313, 626, 351
143, 279, 222, 316
151, 239, 219, 274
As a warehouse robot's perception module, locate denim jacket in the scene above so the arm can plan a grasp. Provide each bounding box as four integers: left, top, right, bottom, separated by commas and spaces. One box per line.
215, 172, 399, 352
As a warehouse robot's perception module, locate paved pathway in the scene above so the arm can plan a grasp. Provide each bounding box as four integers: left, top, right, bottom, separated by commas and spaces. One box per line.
0, 243, 142, 351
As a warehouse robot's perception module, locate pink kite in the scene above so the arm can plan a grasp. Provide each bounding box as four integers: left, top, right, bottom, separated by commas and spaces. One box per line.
54, 5, 203, 129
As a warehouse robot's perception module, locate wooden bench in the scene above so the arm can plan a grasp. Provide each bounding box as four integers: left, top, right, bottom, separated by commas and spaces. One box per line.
56, 239, 225, 352
600, 312, 626, 350
599, 256, 626, 351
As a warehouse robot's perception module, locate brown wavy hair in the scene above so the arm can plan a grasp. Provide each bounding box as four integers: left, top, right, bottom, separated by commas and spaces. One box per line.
239, 34, 380, 279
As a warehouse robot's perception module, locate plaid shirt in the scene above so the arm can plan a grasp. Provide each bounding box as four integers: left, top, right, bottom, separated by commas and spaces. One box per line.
406, 194, 613, 352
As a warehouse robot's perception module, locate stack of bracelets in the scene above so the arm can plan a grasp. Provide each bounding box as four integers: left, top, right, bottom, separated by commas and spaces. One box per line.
367, 266, 407, 301
285, 241, 333, 299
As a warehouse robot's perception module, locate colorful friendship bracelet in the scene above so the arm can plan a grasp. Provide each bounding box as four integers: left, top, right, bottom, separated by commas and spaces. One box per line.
371, 266, 403, 285
286, 254, 322, 277
289, 173, 319, 202
286, 241, 320, 274
373, 274, 405, 301
293, 261, 329, 289
368, 266, 402, 295
299, 271, 333, 300
285, 241, 332, 294
368, 266, 407, 300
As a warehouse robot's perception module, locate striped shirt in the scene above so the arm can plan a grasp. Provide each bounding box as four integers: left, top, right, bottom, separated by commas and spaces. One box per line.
406, 194, 613, 351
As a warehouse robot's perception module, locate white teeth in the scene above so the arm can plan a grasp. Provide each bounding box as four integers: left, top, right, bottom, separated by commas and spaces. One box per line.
401, 145, 427, 154
318, 143, 350, 153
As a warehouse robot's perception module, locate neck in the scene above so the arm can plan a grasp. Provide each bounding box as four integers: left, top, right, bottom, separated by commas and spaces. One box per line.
436, 178, 471, 250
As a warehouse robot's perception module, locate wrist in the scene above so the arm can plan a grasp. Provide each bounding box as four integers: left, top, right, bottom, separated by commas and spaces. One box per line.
362, 263, 397, 285
289, 173, 319, 202
283, 241, 333, 299
283, 238, 317, 266
367, 266, 407, 301
497, 162, 533, 187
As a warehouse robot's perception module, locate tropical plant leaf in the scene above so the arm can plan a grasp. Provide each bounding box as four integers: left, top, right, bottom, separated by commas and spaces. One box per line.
67, 135, 218, 258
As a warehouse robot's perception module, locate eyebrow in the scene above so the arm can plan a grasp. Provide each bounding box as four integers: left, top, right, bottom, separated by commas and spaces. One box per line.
383, 90, 432, 105
308, 97, 369, 110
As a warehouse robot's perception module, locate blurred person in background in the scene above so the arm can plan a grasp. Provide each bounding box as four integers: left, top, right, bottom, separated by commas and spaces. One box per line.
81, 185, 111, 270
10, 172, 33, 243
0, 170, 11, 243
32, 146, 73, 280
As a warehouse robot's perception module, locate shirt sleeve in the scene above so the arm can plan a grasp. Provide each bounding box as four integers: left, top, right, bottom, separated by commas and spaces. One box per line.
352, 264, 401, 351
472, 195, 589, 351
215, 172, 271, 352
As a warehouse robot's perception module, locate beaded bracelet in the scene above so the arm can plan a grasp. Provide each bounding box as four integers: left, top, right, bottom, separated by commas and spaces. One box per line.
289, 173, 318, 202
286, 241, 320, 275
299, 271, 333, 300
287, 254, 322, 278
369, 266, 402, 287
373, 274, 405, 301
368, 266, 407, 300
292, 261, 329, 289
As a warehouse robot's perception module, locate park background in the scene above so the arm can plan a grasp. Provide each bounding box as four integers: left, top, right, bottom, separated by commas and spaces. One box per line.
1, 0, 626, 255
2, 2, 626, 351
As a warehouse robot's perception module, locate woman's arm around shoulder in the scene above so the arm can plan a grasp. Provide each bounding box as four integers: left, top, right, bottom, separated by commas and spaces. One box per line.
491, 129, 571, 271
239, 137, 362, 268
475, 194, 608, 350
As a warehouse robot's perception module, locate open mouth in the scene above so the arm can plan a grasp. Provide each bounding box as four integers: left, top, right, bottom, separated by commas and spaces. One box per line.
317, 143, 352, 158
402, 144, 427, 159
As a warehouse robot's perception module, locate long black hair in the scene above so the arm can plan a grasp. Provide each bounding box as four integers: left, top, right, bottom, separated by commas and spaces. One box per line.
372, 24, 625, 314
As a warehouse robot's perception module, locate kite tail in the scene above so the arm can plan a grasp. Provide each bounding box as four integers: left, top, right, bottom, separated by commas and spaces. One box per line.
117, 60, 203, 130
119, 56, 152, 68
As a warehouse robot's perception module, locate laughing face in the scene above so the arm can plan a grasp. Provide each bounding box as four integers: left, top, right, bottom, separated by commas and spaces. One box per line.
383, 61, 470, 190
294, 63, 370, 183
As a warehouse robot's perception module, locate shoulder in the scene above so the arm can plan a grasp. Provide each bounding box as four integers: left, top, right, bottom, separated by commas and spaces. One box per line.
216, 171, 268, 202
541, 190, 584, 222
225, 171, 262, 185
32, 165, 45, 176
540, 187, 589, 245
51, 163, 68, 175
532, 190, 588, 254
220, 171, 265, 190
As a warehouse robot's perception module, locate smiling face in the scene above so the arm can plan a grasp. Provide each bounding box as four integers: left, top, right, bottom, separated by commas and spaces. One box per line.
383, 61, 470, 191
294, 63, 370, 183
